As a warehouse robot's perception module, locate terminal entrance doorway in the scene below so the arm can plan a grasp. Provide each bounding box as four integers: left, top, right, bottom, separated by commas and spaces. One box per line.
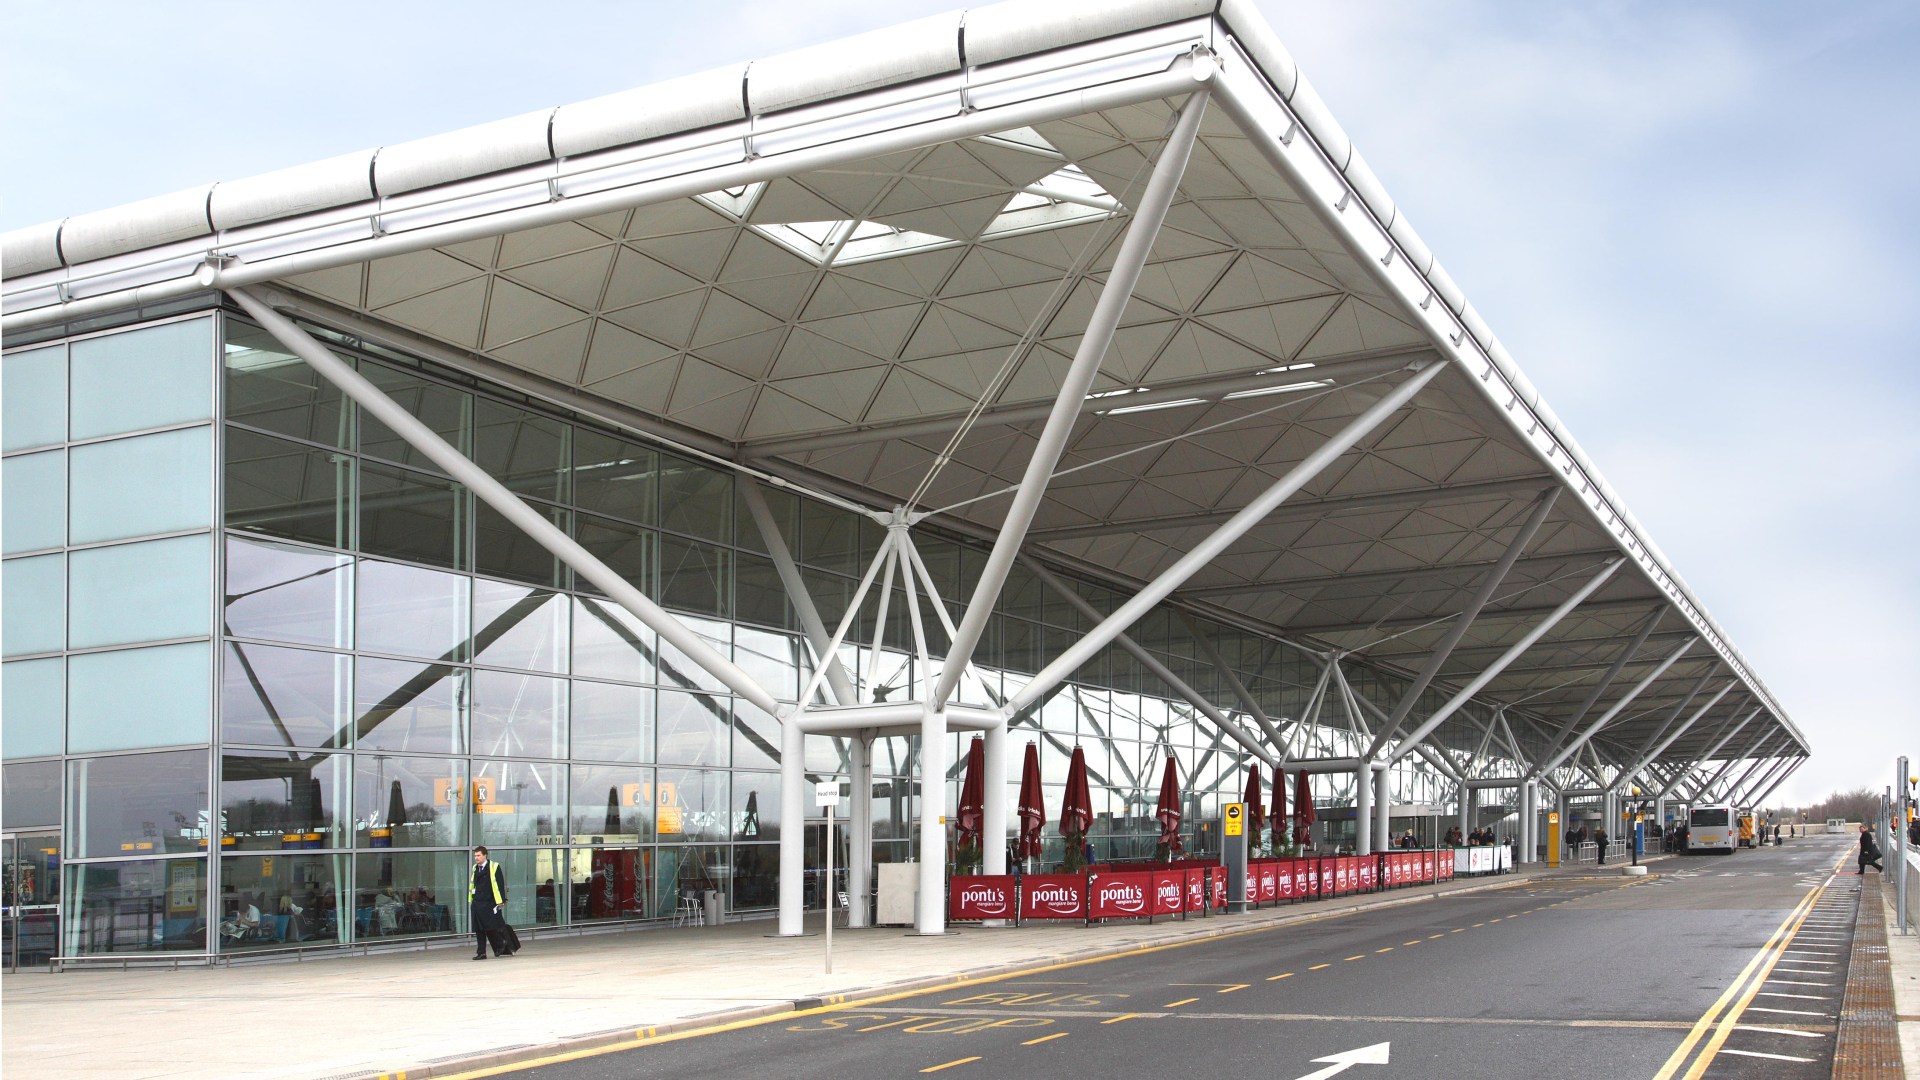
2, 832, 60, 969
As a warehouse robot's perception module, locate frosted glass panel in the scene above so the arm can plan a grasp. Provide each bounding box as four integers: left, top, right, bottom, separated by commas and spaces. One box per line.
69, 318, 214, 439
3, 345, 66, 451
68, 426, 213, 544
2, 553, 65, 656
67, 642, 211, 752
2, 449, 65, 554
2, 657, 64, 757
67, 534, 211, 649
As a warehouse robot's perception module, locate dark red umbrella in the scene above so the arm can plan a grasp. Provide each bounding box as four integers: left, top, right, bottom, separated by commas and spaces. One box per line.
1016, 743, 1045, 862
1293, 770, 1316, 846
1243, 764, 1265, 845
1061, 745, 1092, 840
1154, 755, 1183, 857
1270, 769, 1287, 847
956, 736, 986, 849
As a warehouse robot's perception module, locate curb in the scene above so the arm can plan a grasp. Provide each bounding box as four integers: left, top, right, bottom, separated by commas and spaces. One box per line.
349, 868, 1597, 1080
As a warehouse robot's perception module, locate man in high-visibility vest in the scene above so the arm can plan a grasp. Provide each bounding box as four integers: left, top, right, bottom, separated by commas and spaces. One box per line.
470, 845, 513, 960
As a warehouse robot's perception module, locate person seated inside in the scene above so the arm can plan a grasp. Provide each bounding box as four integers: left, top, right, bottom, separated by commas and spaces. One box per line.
222, 893, 263, 942
372, 886, 405, 934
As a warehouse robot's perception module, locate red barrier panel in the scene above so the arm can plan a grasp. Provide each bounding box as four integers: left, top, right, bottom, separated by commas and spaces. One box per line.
1152, 870, 1186, 916
1088, 872, 1153, 919
1385, 853, 1401, 886
1019, 874, 1086, 921
1256, 861, 1278, 903
949, 875, 1016, 921
1275, 859, 1296, 901
1209, 865, 1227, 909
1291, 861, 1310, 900
1185, 867, 1206, 913
1332, 857, 1351, 895
1360, 858, 1377, 891
1439, 852, 1454, 881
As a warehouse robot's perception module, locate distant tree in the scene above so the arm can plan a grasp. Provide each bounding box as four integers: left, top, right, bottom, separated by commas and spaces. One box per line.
1799, 787, 1881, 825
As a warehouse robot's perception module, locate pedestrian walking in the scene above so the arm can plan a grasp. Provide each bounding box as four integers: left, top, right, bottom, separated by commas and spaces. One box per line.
470, 845, 515, 960
1594, 826, 1609, 865
1857, 825, 1884, 876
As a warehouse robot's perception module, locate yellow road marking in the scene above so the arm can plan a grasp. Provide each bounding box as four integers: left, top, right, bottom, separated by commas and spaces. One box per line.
922, 1057, 981, 1073
1472, 922, 1485, 928
1267, 972, 1294, 981
1679, 887, 1829, 1079
1375, 947, 1393, 953
1022, 1033, 1069, 1046
1165, 997, 1199, 1007
1217, 984, 1249, 994
1403, 940, 1421, 946
1344, 955, 1365, 961
1310, 963, 1331, 970
1450, 928, 1465, 934
858, 1018, 921, 1032
1429, 933, 1445, 939
1101, 1014, 1141, 1025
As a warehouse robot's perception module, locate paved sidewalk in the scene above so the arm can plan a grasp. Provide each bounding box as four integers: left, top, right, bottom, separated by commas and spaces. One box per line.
1, 861, 1642, 1080
1885, 853, 1920, 1074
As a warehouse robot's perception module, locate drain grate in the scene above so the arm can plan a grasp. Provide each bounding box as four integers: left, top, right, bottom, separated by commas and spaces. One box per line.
1831, 877, 1904, 1078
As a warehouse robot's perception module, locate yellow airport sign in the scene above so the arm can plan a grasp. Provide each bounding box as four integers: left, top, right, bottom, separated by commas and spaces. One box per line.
1225, 802, 1244, 837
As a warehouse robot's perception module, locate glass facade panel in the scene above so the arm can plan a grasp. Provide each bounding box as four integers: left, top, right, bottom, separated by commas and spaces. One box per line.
655, 767, 727, 844
569, 845, 650, 921
2, 760, 61, 828
571, 431, 653, 524
219, 853, 345, 948
221, 751, 348, 850
67, 857, 207, 956
67, 642, 211, 752
3, 552, 65, 657
730, 700, 780, 772
352, 851, 462, 939
356, 558, 468, 661
3, 344, 67, 451
354, 659, 464, 754
222, 642, 350, 748
574, 514, 652, 597
224, 427, 352, 549
471, 670, 567, 760
67, 533, 212, 649
474, 399, 569, 502
67, 750, 208, 859
570, 680, 652, 763
732, 772, 776, 842
656, 690, 728, 767
473, 498, 566, 588
653, 845, 727, 918
224, 536, 352, 648
487, 846, 567, 928
731, 844, 777, 910
2, 658, 64, 758
732, 553, 793, 632
3, 448, 65, 554
658, 458, 732, 543
571, 599, 654, 684
68, 318, 213, 440
472, 581, 567, 674
471, 759, 564, 846
659, 535, 730, 618
568, 763, 653, 843
68, 425, 213, 544
224, 321, 349, 447
358, 364, 470, 470
358, 461, 466, 570
354, 755, 465, 848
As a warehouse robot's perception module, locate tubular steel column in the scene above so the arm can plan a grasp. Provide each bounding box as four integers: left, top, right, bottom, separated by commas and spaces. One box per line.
778, 720, 807, 936
932, 88, 1211, 710
1374, 766, 1391, 851
983, 720, 1008, 879
1355, 762, 1373, 856
231, 288, 779, 716
739, 480, 859, 706
917, 708, 950, 935
849, 735, 874, 928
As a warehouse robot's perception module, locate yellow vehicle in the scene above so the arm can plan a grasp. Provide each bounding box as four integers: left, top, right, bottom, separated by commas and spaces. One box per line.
1737, 812, 1756, 848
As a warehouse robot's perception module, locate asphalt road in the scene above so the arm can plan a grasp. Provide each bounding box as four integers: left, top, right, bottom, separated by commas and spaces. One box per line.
475, 836, 1859, 1080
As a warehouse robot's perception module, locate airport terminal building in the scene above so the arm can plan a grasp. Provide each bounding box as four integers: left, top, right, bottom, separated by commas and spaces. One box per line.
0, 0, 1807, 964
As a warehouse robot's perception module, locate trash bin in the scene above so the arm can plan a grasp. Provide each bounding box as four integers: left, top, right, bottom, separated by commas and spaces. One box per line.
702, 889, 722, 927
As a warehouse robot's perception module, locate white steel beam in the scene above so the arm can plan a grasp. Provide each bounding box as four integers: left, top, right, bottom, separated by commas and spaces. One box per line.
739, 480, 859, 707
1530, 635, 1696, 779
1531, 611, 1663, 765
1177, 610, 1289, 753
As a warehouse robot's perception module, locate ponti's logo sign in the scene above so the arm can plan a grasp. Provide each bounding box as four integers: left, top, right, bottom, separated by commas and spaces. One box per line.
959, 884, 1008, 916
1097, 880, 1145, 913
1156, 880, 1182, 908
1029, 885, 1079, 911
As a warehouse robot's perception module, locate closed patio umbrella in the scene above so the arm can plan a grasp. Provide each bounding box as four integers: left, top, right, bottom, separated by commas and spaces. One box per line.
1294, 771, 1316, 847
1154, 755, 1183, 858
1015, 743, 1045, 864
1061, 745, 1093, 867
1270, 770, 1287, 849
956, 736, 986, 851
1243, 764, 1264, 848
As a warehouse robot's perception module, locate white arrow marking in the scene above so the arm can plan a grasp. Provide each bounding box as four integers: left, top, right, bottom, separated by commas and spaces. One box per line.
1291, 1041, 1391, 1080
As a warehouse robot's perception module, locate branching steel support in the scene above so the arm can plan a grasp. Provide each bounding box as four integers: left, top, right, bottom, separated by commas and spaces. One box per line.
1532, 610, 1663, 768
1530, 635, 1695, 779
1178, 611, 1288, 753
740, 480, 858, 706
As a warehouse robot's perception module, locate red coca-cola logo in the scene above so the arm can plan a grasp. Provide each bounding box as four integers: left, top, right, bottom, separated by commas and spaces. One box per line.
960, 884, 1008, 915
1098, 880, 1146, 913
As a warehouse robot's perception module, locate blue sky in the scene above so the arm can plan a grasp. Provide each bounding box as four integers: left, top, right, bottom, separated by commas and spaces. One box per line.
6, 1, 1915, 807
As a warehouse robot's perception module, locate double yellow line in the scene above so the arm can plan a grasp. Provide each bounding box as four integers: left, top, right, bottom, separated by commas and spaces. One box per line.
1650, 879, 1826, 1080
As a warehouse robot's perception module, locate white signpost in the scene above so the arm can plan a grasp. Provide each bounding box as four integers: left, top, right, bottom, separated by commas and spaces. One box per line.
816, 780, 839, 973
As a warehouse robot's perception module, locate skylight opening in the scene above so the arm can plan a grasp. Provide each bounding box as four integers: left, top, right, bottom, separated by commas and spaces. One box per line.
1222, 380, 1332, 401
1100, 397, 1205, 416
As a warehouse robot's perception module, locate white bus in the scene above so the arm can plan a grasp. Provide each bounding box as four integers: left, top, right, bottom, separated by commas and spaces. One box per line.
1688, 804, 1736, 854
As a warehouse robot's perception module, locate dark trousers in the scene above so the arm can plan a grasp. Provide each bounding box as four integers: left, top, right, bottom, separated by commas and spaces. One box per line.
472, 903, 506, 956
1859, 853, 1883, 874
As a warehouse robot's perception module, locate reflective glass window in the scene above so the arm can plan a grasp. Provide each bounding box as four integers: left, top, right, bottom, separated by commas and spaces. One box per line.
799, 499, 862, 575
353, 755, 465, 848
571, 598, 654, 684
66, 750, 209, 858
3, 553, 65, 656
224, 321, 349, 447
571, 430, 654, 524
3, 344, 66, 451
219, 853, 345, 949
473, 498, 565, 588
654, 615, 729, 694
2, 759, 61, 827
732, 482, 794, 557
3, 448, 65, 554
471, 670, 567, 760
220, 752, 348, 850
570, 680, 653, 763
732, 772, 776, 842
67, 534, 211, 649
68, 426, 213, 544
2, 657, 64, 758
732, 553, 793, 631
67, 642, 210, 752
66, 857, 206, 955
472, 580, 567, 674
731, 843, 777, 910
654, 767, 727, 844
357, 363, 469, 469
655, 689, 728, 767
224, 536, 352, 648
474, 399, 569, 502
356, 558, 468, 661
488, 847, 567, 927
653, 844, 727, 916
659, 535, 729, 618
470, 759, 564, 846
353, 659, 464, 754
351, 851, 462, 940
573, 514, 652, 598
730, 699, 780, 772
68, 318, 213, 440
224, 427, 352, 549
568, 763, 653, 843
358, 461, 466, 571
734, 626, 798, 702
658, 458, 731, 543
569, 845, 650, 921
221, 642, 351, 748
